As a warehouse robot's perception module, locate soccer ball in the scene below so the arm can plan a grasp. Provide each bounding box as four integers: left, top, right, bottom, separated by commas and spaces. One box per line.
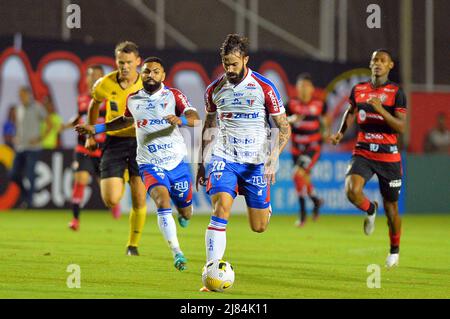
202, 259, 235, 292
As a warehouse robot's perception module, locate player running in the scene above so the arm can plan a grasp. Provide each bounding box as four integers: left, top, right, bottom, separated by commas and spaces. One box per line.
84, 41, 147, 256
76, 57, 199, 271
61, 65, 121, 231
196, 34, 291, 290
330, 49, 406, 268
286, 73, 329, 227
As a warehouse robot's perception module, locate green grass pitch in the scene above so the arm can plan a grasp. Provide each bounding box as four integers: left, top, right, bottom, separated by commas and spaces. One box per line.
0, 210, 448, 299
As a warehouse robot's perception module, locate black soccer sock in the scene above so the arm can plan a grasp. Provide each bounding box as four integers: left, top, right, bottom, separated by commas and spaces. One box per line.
367, 202, 376, 215
390, 246, 400, 254
299, 197, 306, 222
72, 203, 80, 220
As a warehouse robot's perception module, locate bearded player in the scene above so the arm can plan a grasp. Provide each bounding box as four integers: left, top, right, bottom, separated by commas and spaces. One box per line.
77, 57, 199, 270
197, 34, 291, 291
330, 49, 406, 268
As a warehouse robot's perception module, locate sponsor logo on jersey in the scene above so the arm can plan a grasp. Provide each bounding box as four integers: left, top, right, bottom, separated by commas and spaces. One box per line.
365, 133, 384, 140
384, 88, 396, 93
178, 93, 191, 108
246, 82, 257, 89
220, 112, 259, 120
148, 143, 174, 153
234, 92, 244, 97
228, 136, 256, 145
136, 118, 170, 128
267, 90, 279, 111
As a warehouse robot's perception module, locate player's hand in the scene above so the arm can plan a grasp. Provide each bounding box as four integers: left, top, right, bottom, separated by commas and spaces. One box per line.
165, 115, 181, 126
196, 164, 207, 191
367, 97, 384, 114
75, 124, 96, 136
264, 156, 277, 185
84, 136, 97, 151
329, 132, 343, 145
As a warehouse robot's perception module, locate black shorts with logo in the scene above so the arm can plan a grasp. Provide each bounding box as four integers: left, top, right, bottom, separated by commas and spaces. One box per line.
346, 155, 402, 202
100, 135, 139, 179
73, 152, 100, 176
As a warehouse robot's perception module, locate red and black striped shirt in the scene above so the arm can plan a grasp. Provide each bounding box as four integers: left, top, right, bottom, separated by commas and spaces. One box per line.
287, 98, 327, 155
349, 81, 407, 162
75, 94, 107, 158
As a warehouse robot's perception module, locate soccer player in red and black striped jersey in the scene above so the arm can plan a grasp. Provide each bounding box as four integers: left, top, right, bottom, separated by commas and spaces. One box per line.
330, 50, 406, 268
62, 65, 120, 231
287, 73, 329, 227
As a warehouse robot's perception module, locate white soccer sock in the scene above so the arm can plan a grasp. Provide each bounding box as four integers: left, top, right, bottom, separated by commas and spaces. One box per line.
157, 208, 181, 256
205, 215, 228, 262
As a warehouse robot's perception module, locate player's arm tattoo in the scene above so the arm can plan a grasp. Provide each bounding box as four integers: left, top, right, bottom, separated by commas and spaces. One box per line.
105, 116, 134, 132
337, 103, 356, 136
199, 113, 217, 165
271, 113, 291, 156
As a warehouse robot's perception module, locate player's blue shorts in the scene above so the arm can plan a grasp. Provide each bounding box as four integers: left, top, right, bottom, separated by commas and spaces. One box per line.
206, 155, 270, 209
139, 161, 193, 208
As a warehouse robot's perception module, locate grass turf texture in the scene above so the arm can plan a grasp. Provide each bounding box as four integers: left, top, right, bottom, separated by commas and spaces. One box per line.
0, 211, 448, 299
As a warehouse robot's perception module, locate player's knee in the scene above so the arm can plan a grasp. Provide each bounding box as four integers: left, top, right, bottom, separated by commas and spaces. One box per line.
103, 197, 120, 208
250, 223, 267, 233
345, 185, 361, 202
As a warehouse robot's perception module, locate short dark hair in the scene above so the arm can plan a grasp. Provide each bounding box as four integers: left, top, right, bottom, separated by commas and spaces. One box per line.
142, 57, 165, 70
296, 72, 313, 83
87, 64, 104, 75
115, 41, 139, 57
373, 49, 393, 61
220, 34, 249, 58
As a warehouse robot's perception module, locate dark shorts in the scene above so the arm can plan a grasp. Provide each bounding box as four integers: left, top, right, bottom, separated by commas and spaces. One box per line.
100, 135, 139, 179
346, 155, 403, 202
292, 147, 321, 172
73, 152, 100, 175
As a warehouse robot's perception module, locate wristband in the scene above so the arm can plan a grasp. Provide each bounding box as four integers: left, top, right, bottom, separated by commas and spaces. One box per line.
180, 116, 188, 126
94, 123, 106, 134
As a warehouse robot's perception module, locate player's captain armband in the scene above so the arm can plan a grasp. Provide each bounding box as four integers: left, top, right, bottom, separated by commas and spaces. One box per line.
94, 123, 106, 134
179, 116, 188, 126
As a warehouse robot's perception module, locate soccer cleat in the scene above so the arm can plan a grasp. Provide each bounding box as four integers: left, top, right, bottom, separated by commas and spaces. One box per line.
199, 286, 211, 292
363, 201, 378, 235
68, 218, 79, 231
294, 219, 306, 227
177, 215, 189, 228
126, 246, 139, 256
174, 252, 187, 271
385, 253, 399, 268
